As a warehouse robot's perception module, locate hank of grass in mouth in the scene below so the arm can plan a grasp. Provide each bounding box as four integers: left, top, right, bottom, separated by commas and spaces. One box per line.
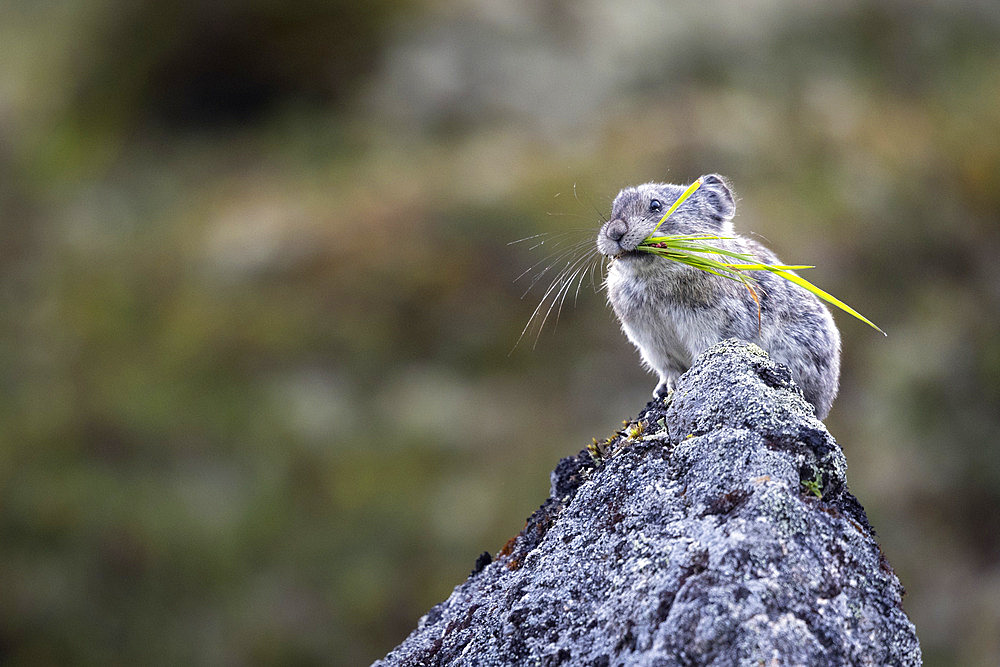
636, 179, 886, 335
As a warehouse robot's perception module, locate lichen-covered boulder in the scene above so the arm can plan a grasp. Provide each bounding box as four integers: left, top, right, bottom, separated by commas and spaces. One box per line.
375, 339, 921, 666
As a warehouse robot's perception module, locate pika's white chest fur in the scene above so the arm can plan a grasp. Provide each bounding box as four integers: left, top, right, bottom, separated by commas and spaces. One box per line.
605, 260, 722, 374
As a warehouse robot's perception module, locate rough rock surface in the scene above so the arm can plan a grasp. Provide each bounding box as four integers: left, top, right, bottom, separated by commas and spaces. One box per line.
375, 340, 922, 666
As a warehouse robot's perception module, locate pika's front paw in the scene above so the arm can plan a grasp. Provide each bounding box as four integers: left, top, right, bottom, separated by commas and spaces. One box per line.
653, 379, 674, 399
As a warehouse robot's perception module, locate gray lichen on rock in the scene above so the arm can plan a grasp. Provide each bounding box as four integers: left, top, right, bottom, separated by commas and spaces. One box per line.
374, 339, 921, 666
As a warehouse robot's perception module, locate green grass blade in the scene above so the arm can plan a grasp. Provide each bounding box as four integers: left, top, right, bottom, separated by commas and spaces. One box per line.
644, 244, 813, 272
636, 246, 751, 282
649, 179, 703, 237
726, 264, 815, 271
768, 268, 886, 335
645, 234, 734, 243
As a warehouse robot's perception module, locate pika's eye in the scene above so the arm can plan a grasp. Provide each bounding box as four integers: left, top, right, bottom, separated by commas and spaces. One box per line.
649, 199, 662, 212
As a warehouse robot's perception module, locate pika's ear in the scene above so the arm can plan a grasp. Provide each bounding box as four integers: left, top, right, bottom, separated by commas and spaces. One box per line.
698, 174, 736, 222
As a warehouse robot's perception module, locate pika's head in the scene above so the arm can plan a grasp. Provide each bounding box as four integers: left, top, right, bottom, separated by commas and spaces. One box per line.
596, 174, 736, 258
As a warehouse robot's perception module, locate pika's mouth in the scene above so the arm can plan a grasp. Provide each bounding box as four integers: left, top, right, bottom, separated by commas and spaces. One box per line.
607, 249, 651, 267
599, 239, 642, 259
613, 249, 645, 259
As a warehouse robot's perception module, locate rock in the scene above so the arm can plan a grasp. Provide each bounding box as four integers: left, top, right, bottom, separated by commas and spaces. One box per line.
374, 339, 922, 666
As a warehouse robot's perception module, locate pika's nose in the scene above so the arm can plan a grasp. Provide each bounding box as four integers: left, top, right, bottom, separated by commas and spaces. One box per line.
605, 219, 628, 243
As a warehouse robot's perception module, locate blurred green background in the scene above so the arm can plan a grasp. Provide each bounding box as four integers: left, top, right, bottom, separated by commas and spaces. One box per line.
2, 1, 998, 665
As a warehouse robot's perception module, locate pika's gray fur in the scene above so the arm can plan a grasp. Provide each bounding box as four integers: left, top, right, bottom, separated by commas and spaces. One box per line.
597, 174, 841, 419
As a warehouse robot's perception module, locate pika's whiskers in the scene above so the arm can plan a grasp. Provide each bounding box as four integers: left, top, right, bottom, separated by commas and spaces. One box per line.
573, 182, 610, 225
522, 237, 595, 296
515, 237, 588, 290
510, 229, 605, 352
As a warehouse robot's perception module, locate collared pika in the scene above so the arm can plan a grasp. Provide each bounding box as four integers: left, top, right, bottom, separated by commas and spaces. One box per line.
597, 174, 841, 419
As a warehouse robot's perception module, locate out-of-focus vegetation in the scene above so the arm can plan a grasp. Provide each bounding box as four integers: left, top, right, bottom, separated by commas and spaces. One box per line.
1, 1, 998, 664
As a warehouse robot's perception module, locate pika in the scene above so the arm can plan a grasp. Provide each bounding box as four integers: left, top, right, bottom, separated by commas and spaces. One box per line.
597, 174, 841, 419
